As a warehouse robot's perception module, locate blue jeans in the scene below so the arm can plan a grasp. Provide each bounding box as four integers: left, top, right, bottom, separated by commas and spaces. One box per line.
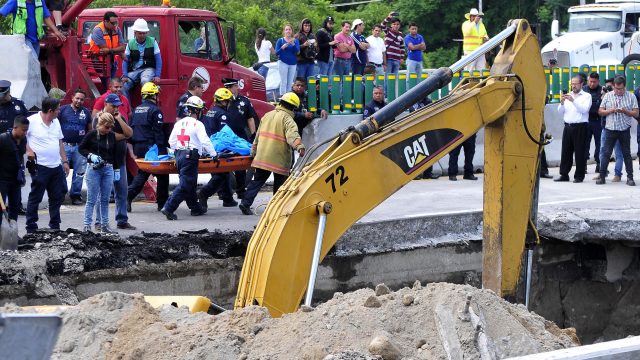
96, 162, 129, 225
258, 64, 269, 79
386, 59, 400, 76
317, 60, 333, 76
599, 128, 623, 177
333, 58, 351, 76
278, 61, 297, 95
64, 143, 87, 198
0, 179, 20, 224
600, 128, 633, 179
164, 149, 201, 213
84, 164, 114, 226
296, 62, 317, 80
406, 59, 423, 86
25, 165, 68, 231
585, 120, 602, 163
122, 67, 155, 100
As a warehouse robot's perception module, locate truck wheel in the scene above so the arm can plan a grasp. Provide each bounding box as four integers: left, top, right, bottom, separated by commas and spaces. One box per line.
621, 54, 640, 69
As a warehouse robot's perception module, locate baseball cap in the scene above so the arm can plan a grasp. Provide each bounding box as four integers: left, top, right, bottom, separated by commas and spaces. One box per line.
0, 80, 10, 96
105, 93, 122, 106
325, 16, 335, 24
351, 19, 363, 30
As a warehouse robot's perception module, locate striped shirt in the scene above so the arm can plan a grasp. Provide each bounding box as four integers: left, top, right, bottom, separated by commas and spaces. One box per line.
600, 91, 638, 131
381, 18, 404, 61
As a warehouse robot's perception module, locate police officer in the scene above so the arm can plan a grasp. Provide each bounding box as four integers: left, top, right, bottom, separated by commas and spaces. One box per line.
127, 82, 169, 212
0, 80, 28, 215
197, 88, 236, 209
363, 85, 385, 119
0, 80, 28, 134
175, 76, 205, 121
161, 96, 214, 220
221, 77, 258, 199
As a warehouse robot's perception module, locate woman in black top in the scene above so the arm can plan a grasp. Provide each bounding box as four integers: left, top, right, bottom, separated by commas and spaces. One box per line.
79, 112, 118, 234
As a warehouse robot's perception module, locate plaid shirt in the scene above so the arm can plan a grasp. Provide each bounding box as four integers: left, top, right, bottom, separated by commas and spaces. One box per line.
600, 91, 638, 131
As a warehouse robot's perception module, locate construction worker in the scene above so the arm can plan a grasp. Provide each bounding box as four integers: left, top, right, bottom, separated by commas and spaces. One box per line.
89, 11, 126, 81
0, 0, 66, 59
161, 96, 213, 220
121, 18, 162, 101
197, 88, 237, 209
176, 76, 205, 121
461, 8, 489, 72
220, 77, 258, 200
239, 92, 305, 215
127, 82, 169, 214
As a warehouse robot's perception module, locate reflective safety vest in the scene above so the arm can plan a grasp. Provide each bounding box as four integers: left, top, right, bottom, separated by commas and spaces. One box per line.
462, 20, 487, 54
88, 21, 120, 54
13, 0, 44, 39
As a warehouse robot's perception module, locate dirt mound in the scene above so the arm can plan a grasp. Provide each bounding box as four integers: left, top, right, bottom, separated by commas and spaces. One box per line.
2, 283, 578, 359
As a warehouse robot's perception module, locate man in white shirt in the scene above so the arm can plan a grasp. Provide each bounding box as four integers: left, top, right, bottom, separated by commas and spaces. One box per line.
25, 97, 70, 233
365, 25, 386, 75
556, 75, 592, 183
161, 96, 214, 220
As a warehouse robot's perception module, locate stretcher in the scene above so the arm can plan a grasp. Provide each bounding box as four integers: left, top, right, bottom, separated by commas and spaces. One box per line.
135, 156, 252, 175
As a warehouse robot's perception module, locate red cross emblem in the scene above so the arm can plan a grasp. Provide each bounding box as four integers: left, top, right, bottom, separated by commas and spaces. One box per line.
177, 128, 191, 147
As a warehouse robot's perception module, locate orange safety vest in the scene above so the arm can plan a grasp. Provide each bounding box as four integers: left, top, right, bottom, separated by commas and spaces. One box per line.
88, 21, 120, 54
462, 20, 487, 54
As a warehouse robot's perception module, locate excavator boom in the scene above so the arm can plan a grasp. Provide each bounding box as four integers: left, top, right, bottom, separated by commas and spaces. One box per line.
235, 20, 546, 317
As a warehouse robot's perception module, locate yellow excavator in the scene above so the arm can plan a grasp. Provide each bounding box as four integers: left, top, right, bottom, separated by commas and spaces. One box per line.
234, 19, 547, 317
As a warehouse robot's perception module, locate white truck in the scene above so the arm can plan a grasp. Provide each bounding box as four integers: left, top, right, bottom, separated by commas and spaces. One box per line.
541, 0, 640, 68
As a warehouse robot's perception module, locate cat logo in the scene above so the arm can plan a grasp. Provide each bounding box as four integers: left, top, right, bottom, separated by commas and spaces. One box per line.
381, 128, 462, 174
404, 134, 429, 169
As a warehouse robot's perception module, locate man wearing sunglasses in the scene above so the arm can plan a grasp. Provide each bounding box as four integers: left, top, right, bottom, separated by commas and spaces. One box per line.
89, 11, 126, 80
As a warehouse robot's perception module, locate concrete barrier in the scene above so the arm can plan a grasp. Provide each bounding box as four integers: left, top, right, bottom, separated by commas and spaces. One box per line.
0, 35, 47, 110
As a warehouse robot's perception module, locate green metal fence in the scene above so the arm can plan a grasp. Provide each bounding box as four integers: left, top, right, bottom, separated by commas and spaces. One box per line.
306, 64, 639, 114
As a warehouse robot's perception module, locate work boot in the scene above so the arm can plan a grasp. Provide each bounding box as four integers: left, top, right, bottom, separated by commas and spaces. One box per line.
161, 208, 178, 220
101, 225, 116, 234
117, 223, 137, 230
197, 192, 208, 211
190, 207, 207, 216
70, 196, 83, 205
596, 178, 606, 185
239, 204, 254, 215
82, 225, 92, 232
463, 174, 478, 180
223, 198, 238, 207
448, 175, 457, 181
612, 175, 621, 182
94, 223, 101, 232
627, 178, 636, 186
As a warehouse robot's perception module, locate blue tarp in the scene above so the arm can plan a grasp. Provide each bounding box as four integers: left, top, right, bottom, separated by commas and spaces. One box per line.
210, 125, 252, 156
144, 145, 173, 161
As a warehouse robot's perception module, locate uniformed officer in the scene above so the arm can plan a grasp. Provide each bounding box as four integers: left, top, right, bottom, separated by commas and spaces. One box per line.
220, 77, 259, 199
175, 76, 205, 121
161, 96, 214, 220
197, 88, 236, 209
0, 80, 28, 216
127, 82, 169, 212
363, 85, 386, 119
0, 80, 28, 134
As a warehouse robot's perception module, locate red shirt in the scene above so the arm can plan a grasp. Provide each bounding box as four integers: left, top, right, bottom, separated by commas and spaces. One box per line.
93, 91, 131, 121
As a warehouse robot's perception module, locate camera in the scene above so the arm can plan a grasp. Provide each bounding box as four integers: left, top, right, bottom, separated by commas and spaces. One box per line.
562, 89, 568, 95
604, 85, 613, 92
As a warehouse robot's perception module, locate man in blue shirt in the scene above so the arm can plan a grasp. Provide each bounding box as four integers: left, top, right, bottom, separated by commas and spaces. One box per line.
404, 22, 426, 86
350, 19, 369, 75
122, 18, 162, 101
0, 0, 66, 59
58, 89, 92, 205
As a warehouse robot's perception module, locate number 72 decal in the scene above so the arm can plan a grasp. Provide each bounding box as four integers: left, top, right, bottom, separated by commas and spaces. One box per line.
325, 165, 349, 193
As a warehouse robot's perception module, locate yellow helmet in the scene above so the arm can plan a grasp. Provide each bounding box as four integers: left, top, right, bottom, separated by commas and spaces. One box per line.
280, 92, 300, 108
214, 87, 233, 102
141, 82, 160, 96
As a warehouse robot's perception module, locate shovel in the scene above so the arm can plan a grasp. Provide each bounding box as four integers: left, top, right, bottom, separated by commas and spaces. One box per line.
0, 192, 18, 251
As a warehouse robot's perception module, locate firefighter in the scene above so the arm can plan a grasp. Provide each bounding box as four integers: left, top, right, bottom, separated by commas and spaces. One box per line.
161, 96, 213, 220
127, 82, 169, 213
197, 88, 236, 210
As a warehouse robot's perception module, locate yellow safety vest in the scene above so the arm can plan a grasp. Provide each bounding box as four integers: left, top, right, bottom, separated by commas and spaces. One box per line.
462, 20, 487, 53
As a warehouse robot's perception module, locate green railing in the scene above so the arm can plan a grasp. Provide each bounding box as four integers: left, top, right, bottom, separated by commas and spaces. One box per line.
307, 69, 491, 115
306, 64, 639, 113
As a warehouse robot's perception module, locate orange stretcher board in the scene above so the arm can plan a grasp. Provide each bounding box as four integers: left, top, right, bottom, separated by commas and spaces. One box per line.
135, 156, 252, 175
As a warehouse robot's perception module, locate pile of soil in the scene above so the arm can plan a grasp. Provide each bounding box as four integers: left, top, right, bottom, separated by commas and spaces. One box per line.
3, 282, 578, 359
0, 229, 250, 303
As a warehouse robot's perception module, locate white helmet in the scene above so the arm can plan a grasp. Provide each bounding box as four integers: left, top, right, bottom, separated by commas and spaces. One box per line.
131, 18, 150, 32
184, 96, 205, 110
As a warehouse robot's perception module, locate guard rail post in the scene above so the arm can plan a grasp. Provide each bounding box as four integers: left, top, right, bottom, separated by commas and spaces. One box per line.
364, 74, 375, 105
330, 75, 342, 114
353, 75, 364, 114
307, 77, 318, 113
342, 75, 353, 114
387, 74, 397, 102
408, 73, 418, 90
561, 67, 570, 92
398, 73, 407, 96
626, 65, 636, 91
551, 67, 560, 103
599, 65, 607, 83
319, 75, 329, 113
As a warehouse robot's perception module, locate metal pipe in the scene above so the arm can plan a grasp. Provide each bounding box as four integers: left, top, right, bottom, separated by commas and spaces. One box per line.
449, 22, 518, 74
61, 0, 94, 27
304, 211, 328, 307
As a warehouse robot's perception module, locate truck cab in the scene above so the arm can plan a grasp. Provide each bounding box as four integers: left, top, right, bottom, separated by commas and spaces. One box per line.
541, 0, 640, 68
77, 7, 272, 121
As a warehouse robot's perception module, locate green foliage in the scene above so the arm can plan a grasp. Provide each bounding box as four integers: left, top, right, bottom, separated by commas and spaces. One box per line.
425, 47, 458, 69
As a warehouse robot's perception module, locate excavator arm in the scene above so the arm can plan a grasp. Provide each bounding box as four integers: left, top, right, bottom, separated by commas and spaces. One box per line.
235, 20, 546, 317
